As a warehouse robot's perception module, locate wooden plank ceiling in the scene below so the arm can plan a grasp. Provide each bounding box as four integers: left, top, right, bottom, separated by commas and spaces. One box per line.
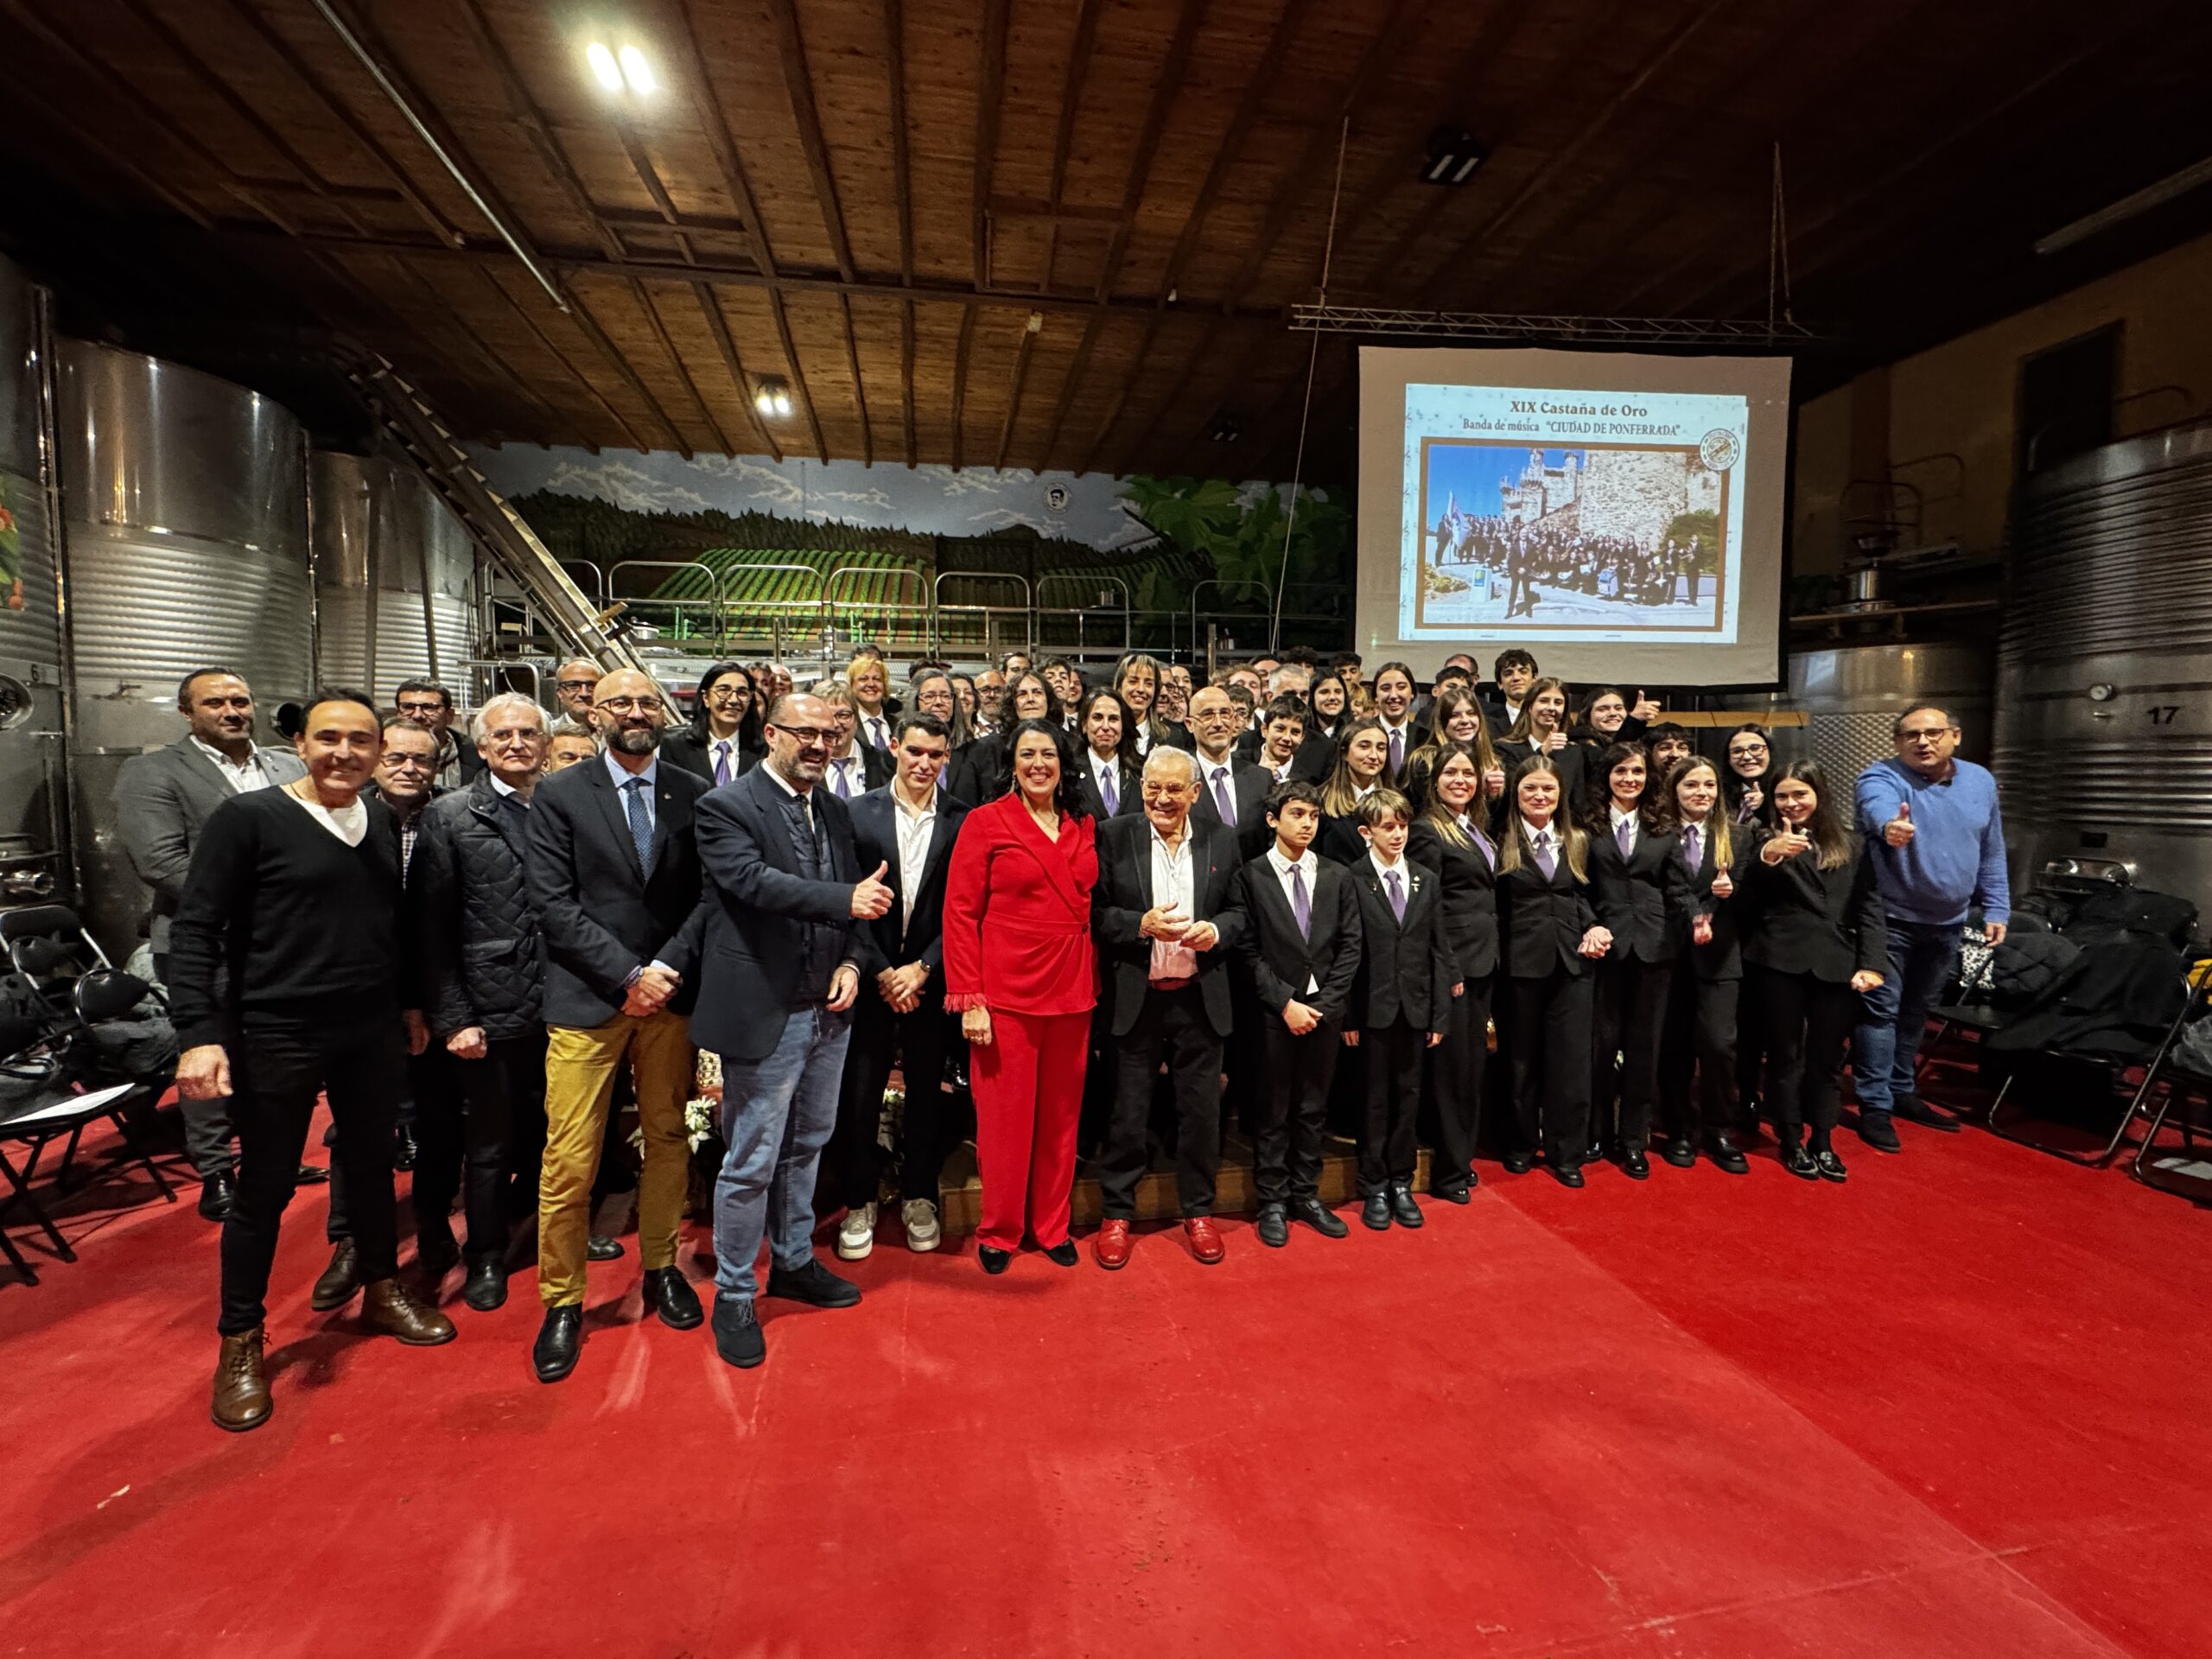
2, 0, 2207, 480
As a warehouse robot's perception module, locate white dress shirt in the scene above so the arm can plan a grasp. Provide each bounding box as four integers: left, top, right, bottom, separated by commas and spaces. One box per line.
1147, 823, 1198, 982
1368, 849, 1410, 904
824, 749, 868, 800
1090, 751, 1122, 811
192, 735, 275, 793
1266, 844, 1319, 993
1610, 804, 1640, 853
891, 784, 938, 933
602, 750, 658, 831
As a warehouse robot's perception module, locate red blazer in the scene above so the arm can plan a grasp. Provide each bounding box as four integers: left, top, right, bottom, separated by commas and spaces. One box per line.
942, 793, 1098, 1017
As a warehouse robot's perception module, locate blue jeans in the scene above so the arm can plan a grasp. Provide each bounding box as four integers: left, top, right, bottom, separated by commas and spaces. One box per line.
713, 1007, 853, 1303
1851, 918, 1962, 1113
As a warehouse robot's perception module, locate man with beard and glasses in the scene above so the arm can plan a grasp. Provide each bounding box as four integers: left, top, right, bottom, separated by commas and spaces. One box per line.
690, 693, 889, 1369
524, 668, 712, 1383
171, 690, 453, 1433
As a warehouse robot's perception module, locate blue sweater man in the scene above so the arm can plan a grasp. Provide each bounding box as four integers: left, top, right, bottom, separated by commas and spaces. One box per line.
1849, 706, 2010, 1147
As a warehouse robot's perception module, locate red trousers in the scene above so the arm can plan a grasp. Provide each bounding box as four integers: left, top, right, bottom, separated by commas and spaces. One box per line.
972, 1008, 1089, 1251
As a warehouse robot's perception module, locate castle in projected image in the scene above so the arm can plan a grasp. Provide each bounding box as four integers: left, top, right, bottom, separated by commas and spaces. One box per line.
1419, 440, 1727, 632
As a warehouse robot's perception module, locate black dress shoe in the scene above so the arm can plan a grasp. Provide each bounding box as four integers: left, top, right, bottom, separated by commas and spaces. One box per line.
532, 1305, 583, 1382
310, 1240, 360, 1312
711, 1296, 765, 1369
392, 1123, 417, 1171
1661, 1138, 1698, 1169
978, 1244, 1012, 1274
1502, 1150, 1534, 1175
766, 1259, 861, 1308
1707, 1132, 1751, 1174
414, 1232, 461, 1287
1813, 1147, 1849, 1183
1290, 1197, 1348, 1238
1857, 1110, 1901, 1154
198, 1172, 235, 1222
1255, 1204, 1289, 1248
1042, 1240, 1080, 1267
1892, 1094, 1961, 1133
1433, 1181, 1471, 1205
462, 1257, 508, 1311
1619, 1149, 1650, 1180
1549, 1160, 1586, 1189
644, 1266, 703, 1329
1388, 1182, 1423, 1228
587, 1233, 624, 1262
1360, 1192, 1392, 1230
293, 1163, 328, 1186
1781, 1142, 1820, 1180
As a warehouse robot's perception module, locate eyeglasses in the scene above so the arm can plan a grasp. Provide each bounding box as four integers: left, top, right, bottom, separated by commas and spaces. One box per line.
382, 754, 435, 772
597, 696, 665, 715
556, 678, 596, 692
708, 687, 750, 703
1899, 726, 1955, 743
1726, 741, 1768, 757
397, 700, 445, 716
773, 726, 832, 746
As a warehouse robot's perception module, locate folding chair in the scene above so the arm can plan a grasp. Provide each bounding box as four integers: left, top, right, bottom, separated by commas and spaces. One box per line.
1984, 981, 2193, 1167
2129, 973, 2212, 1205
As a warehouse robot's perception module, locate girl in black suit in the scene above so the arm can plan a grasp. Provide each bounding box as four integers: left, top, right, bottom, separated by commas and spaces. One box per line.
1722, 722, 1777, 828
950, 670, 1052, 802
1495, 677, 1589, 810
660, 660, 764, 785
1402, 688, 1507, 816
1741, 760, 1888, 1182
1110, 652, 1192, 757
1581, 742, 1688, 1177
1307, 671, 1351, 750
1316, 716, 1391, 864
1408, 742, 1500, 1201
1650, 758, 1754, 1173
1494, 755, 1612, 1185
1073, 689, 1142, 821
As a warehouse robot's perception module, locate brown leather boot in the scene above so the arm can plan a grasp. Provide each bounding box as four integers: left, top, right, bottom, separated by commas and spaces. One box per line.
211, 1327, 271, 1433
309, 1240, 359, 1312
358, 1277, 458, 1346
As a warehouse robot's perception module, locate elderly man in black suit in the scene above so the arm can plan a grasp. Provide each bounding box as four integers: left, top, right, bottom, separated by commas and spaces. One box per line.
824, 711, 971, 1259
1090, 746, 1246, 1269
524, 667, 710, 1383
113, 665, 308, 1220
691, 691, 894, 1370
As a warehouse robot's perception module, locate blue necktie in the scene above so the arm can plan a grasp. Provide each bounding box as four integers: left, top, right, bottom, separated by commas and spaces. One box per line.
713, 741, 733, 786
624, 778, 654, 874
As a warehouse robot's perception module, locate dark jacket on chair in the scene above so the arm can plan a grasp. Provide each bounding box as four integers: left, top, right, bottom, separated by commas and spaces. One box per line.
524, 756, 709, 1028
1091, 814, 1247, 1039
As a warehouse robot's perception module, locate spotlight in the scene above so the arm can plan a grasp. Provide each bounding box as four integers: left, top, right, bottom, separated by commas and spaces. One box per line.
585, 41, 623, 92
753, 376, 794, 418
1209, 414, 1243, 444
618, 44, 656, 96
1422, 129, 1484, 185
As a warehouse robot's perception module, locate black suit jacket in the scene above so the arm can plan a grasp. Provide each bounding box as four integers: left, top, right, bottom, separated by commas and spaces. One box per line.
1408, 819, 1499, 981
1494, 832, 1598, 980
690, 765, 868, 1061
662, 728, 764, 785
1675, 818, 1754, 982
846, 784, 969, 984
1288, 732, 1336, 783
1187, 753, 1274, 858
1346, 855, 1456, 1033
1742, 841, 1889, 984
1076, 752, 1144, 823
1233, 853, 1361, 1027
1496, 738, 1590, 810
1587, 818, 1691, 963
524, 758, 709, 1027
1091, 815, 1247, 1039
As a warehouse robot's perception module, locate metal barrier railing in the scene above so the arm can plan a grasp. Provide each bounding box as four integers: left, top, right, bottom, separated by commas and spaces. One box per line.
930, 570, 1033, 661
827, 564, 933, 652
1036, 573, 1131, 658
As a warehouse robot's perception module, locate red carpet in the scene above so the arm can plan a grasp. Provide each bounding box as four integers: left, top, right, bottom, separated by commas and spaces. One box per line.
4, 1090, 2208, 1657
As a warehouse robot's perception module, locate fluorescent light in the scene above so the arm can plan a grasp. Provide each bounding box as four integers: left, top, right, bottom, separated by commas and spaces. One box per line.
618, 45, 655, 96
1452, 153, 1483, 184
2036, 154, 2212, 256
585, 41, 622, 92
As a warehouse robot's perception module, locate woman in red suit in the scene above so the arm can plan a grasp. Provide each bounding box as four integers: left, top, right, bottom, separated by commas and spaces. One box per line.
942, 718, 1099, 1274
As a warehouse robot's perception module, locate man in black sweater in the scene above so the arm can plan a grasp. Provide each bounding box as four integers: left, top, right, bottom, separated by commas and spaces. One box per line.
170, 690, 454, 1434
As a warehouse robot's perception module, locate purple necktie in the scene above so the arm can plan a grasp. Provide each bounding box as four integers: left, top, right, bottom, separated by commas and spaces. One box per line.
1385, 867, 1406, 921
1617, 819, 1633, 856
1388, 727, 1404, 776
834, 764, 851, 799
1683, 823, 1700, 872
1101, 766, 1118, 815
713, 741, 732, 786
1470, 824, 1496, 870
867, 716, 888, 751
1212, 766, 1236, 825
1290, 861, 1311, 939
1533, 830, 1556, 879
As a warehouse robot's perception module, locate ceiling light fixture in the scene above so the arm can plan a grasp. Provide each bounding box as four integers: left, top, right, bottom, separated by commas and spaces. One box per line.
1422, 129, 1484, 185
618, 44, 656, 96
753, 376, 794, 418
585, 41, 623, 93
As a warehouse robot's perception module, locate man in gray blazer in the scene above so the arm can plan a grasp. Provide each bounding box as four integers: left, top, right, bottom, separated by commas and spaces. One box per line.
113, 666, 306, 1220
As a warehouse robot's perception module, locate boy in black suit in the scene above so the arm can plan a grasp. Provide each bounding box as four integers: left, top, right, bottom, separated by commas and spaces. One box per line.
1344, 790, 1457, 1230
1233, 780, 1361, 1248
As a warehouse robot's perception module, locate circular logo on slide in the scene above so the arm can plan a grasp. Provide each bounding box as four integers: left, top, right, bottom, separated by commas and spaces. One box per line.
1700, 429, 1741, 470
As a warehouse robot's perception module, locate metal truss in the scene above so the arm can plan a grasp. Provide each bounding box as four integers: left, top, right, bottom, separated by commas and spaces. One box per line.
1287, 304, 1818, 345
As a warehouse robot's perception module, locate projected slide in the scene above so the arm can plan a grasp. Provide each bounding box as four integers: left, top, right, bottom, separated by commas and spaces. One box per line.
1357, 348, 1792, 687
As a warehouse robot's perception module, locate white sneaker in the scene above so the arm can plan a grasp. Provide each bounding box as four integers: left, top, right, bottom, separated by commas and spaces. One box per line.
836, 1202, 876, 1261
902, 1198, 941, 1254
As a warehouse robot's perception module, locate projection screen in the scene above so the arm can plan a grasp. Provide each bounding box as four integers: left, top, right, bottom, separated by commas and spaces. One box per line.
1355, 346, 1794, 687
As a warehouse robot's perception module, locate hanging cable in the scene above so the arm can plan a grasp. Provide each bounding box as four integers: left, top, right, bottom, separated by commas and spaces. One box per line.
1767, 140, 1795, 335
1270, 115, 1351, 655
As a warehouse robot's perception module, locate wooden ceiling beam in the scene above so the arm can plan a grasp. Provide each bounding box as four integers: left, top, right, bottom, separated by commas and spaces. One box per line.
563, 279, 692, 455
454, 0, 626, 262
475, 267, 652, 452
1077, 313, 1160, 477
693, 283, 783, 461
950, 304, 977, 471
1039, 0, 1104, 292
770, 301, 831, 465
1037, 313, 1103, 473
1091, 0, 1208, 302
883, 0, 915, 286
10, 76, 213, 230
764, 0, 857, 283
842, 294, 874, 467
630, 277, 732, 453
900, 298, 918, 468
995, 315, 1040, 471
216, 0, 464, 247
385, 252, 562, 439
972, 0, 1011, 287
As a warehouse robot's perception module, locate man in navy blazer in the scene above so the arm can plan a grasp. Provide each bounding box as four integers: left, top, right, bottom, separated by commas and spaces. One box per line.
822, 713, 971, 1258
690, 691, 894, 1370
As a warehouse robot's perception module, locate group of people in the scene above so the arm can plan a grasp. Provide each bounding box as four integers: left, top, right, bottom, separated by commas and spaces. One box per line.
1432, 512, 1706, 614
122, 639, 2007, 1433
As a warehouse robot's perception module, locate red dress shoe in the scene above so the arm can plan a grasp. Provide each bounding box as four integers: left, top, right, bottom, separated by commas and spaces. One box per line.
1093, 1219, 1133, 1270
1184, 1217, 1225, 1264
